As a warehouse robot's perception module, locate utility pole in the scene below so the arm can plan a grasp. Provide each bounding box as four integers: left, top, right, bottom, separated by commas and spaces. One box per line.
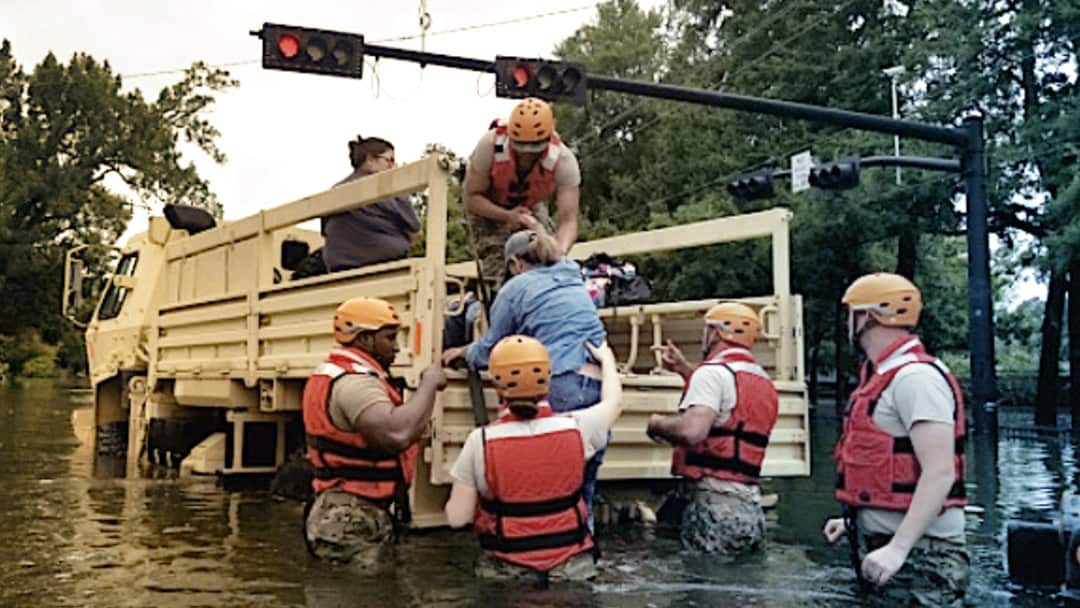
884, 66, 906, 186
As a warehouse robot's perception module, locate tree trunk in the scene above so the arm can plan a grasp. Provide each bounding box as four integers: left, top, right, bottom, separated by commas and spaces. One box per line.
896, 229, 918, 280
834, 298, 849, 418
1070, 260, 1080, 429
1036, 268, 1067, 427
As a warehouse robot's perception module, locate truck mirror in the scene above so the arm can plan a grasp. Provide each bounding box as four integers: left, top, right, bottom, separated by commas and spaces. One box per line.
281, 239, 311, 271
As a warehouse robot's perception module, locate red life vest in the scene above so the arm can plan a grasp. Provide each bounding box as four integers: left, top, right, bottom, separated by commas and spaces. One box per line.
671, 346, 779, 485
488, 120, 563, 209
302, 347, 417, 504
834, 336, 967, 511
473, 402, 594, 572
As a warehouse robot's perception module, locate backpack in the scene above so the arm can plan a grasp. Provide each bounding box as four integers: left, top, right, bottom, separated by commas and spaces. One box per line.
579, 253, 653, 308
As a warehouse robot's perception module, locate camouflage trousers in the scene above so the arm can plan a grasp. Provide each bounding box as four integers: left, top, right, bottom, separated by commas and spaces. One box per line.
855, 532, 970, 607
469, 205, 556, 287
680, 488, 766, 556
474, 551, 597, 583
304, 488, 394, 566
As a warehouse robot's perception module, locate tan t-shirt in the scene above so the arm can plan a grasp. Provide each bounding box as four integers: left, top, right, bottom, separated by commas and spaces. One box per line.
450, 405, 608, 495
328, 374, 394, 432
468, 129, 582, 189
677, 361, 762, 502
856, 351, 966, 544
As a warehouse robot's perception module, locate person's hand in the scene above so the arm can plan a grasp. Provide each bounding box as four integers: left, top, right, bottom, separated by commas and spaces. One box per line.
822, 517, 847, 544
652, 339, 692, 376
585, 340, 616, 365
861, 542, 909, 586
441, 346, 467, 367
508, 206, 538, 230
421, 363, 448, 390
646, 413, 669, 444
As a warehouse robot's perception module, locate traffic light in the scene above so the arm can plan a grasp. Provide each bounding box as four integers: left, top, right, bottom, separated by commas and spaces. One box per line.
494, 56, 587, 106
254, 23, 364, 79
726, 169, 776, 201
809, 156, 861, 190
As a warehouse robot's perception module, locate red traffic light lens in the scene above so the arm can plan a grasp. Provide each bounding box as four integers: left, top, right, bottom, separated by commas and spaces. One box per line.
512, 65, 530, 88
277, 34, 301, 59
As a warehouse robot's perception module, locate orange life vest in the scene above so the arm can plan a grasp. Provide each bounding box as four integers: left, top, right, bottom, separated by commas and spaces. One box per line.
473, 402, 594, 572
834, 336, 967, 511
671, 347, 779, 485
488, 120, 563, 209
302, 347, 417, 504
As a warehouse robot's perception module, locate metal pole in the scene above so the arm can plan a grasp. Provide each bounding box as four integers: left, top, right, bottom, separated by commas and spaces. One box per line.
962, 114, 997, 434
891, 77, 902, 185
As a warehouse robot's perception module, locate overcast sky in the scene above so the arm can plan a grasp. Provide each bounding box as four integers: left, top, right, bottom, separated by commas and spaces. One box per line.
3, 0, 661, 237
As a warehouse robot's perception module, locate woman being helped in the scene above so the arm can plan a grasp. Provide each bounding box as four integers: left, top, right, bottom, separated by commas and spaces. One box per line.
442, 229, 608, 525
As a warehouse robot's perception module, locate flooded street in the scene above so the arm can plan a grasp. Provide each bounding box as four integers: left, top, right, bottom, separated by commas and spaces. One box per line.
0, 380, 1072, 607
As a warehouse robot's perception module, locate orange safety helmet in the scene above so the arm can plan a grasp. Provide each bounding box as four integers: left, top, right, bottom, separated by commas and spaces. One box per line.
704, 302, 761, 349
842, 272, 922, 328
507, 98, 554, 143
333, 297, 401, 344
489, 335, 551, 401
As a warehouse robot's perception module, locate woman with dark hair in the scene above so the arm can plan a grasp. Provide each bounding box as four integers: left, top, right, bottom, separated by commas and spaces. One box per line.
321, 135, 421, 271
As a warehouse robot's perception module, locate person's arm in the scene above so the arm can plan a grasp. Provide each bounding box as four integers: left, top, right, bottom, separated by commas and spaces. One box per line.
647, 366, 731, 445
859, 420, 956, 585
553, 185, 579, 255
352, 363, 448, 452
445, 481, 479, 528
393, 196, 422, 244
464, 286, 520, 370
647, 406, 717, 446
584, 341, 624, 429
464, 166, 514, 223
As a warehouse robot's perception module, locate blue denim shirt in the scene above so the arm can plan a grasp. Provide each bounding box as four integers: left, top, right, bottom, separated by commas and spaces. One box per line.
466, 258, 606, 375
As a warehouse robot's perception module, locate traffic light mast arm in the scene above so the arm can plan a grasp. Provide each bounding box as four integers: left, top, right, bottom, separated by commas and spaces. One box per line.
858, 156, 960, 173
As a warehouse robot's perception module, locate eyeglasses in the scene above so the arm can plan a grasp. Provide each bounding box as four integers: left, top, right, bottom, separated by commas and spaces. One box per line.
375, 153, 396, 165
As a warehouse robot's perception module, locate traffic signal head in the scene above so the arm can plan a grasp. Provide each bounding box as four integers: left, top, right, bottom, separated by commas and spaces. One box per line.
255, 23, 364, 79
727, 169, 776, 201
809, 156, 861, 190
494, 56, 587, 106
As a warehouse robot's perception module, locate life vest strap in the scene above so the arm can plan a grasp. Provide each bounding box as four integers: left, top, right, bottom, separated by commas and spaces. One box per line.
479, 491, 582, 518
684, 451, 762, 478
477, 527, 588, 554
307, 434, 399, 463
312, 465, 403, 482
707, 424, 770, 448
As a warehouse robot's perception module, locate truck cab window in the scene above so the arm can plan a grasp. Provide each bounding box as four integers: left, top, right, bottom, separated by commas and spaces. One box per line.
98, 252, 139, 321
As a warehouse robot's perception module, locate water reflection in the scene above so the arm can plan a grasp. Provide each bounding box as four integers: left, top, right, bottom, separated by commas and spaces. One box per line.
3, 380, 1080, 606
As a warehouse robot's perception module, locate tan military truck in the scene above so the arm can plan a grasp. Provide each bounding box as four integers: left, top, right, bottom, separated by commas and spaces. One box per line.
63, 156, 809, 527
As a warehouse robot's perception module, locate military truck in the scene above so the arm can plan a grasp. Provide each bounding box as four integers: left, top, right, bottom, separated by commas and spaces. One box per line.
63, 155, 809, 527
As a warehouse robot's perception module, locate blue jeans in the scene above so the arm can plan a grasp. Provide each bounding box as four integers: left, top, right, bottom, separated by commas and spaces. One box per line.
548, 371, 607, 531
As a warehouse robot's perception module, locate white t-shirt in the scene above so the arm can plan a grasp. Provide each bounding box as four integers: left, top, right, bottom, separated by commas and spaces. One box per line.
857, 346, 966, 543
677, 364, 761, 501
468, 129, 582, 189
450, 405, 608, 495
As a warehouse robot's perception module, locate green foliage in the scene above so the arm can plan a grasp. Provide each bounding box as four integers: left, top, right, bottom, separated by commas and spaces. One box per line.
0, 40, 234, 369
0, 330, 57, 377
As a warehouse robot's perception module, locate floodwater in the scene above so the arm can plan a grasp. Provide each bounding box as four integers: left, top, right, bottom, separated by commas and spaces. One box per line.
0, 379, 1074, 607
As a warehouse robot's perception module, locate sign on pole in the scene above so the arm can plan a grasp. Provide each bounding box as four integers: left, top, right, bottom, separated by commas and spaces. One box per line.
791, 150, 813, 193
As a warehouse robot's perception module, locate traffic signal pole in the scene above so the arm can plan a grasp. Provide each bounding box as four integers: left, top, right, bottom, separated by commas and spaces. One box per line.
282, 34, 997, 433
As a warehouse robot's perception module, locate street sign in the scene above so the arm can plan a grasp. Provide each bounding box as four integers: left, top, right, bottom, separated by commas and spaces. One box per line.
791, 150, 813, 193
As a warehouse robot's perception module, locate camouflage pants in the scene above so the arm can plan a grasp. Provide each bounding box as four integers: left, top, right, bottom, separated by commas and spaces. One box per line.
470, 205, 556, 287
474, 551, 597, 582
304, 488, 394, 566
680, 489, 766, 556
856, 532, 969, 607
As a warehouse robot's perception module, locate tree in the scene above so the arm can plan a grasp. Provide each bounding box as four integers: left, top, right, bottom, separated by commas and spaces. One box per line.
0, 40, 236, 374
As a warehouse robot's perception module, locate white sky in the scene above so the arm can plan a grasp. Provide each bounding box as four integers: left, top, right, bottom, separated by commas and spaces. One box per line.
0, 0, 1047, 305
2, 0, 660, 238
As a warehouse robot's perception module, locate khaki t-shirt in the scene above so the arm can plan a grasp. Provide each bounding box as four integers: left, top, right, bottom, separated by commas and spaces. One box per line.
328, 375, 393, 432
468, 129, 582, 189
857, 358, 966, 543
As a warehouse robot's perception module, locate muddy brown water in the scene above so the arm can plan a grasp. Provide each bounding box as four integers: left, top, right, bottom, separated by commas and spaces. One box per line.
0, 380, 1072, 607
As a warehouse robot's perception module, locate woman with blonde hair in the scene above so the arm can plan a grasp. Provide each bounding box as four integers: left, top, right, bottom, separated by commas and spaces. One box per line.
443, 229, 608, 527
